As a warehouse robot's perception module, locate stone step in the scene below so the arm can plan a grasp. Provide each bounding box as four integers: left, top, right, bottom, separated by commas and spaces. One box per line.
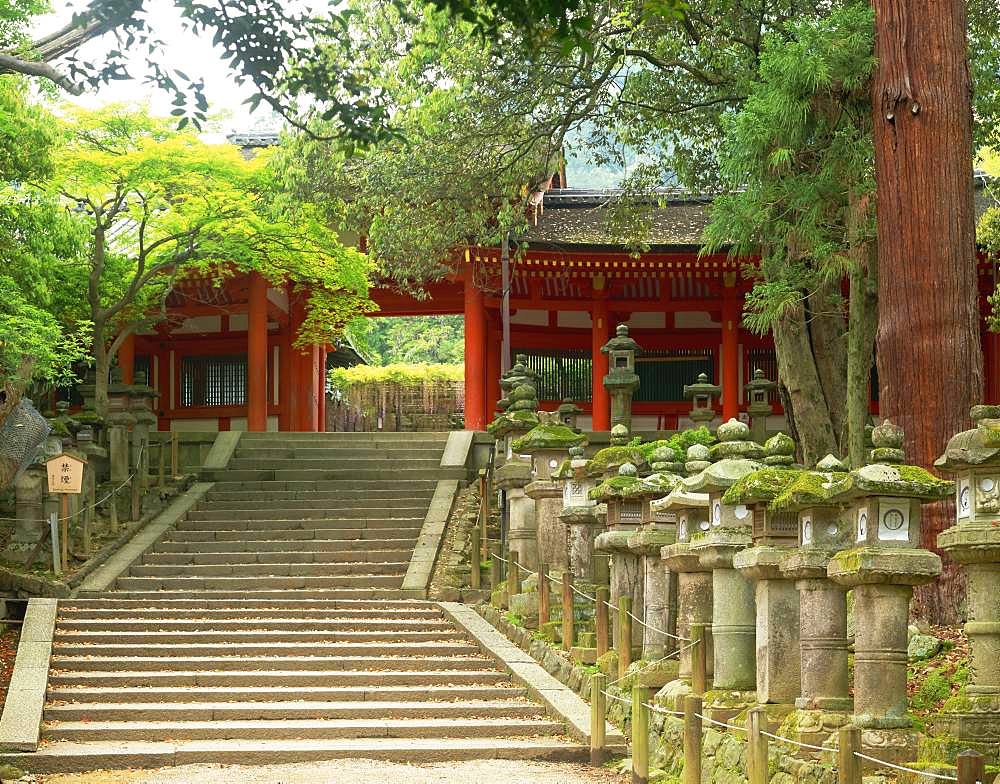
197, 498, 433, 511
226, 458, 445, 471
46, 685, 528, 704
204, 489, 434, 502
204, 468, 462, 482
162, 527, 421, 543
127, 562, 409, 578
208, 479, 440, 492
48, 669, 512, 688
142, 549, 414, 566
155, 538, 418, 554
79, 589, 413, 601
234, 447, 446, 459
186, 506, 429, 520
240, 432, 449, 441
177, 516, 426, 529
52, 642, 480, 658
54, 630, 465, 645
45, 699, 544, 722
42, 717, 564, 743
52, 654, 490, 673
113, 575, 406, 592
58, 618, 452, 632
58, 599, 439, 613
0, 737, 586, 773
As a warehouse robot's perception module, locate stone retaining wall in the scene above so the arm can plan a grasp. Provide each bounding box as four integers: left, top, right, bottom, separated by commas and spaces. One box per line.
479, 603, 837, 784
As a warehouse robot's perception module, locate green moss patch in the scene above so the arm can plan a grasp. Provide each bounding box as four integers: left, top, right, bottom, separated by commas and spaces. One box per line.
511, 422, 585, 453
769, 469, 852, 511
722, 467, 803, 505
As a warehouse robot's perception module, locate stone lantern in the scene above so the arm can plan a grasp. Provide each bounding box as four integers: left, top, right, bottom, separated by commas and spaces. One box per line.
655, 462, 714, 708
932, 405, 1000, 762
828, 421, 951, 762
770, 454, 855, 748
489, 380, 541, 574
557, 445, 604, 584
129, 370, 158, 494
512, 414, 586, 571
600, 325, 641, 431
106, 367, 136, 485
75, 368, 106, 447
745, 369, 777, 444
683, 372, 721, 427
687, 418, 765, 720
728, 434, 804, 712
626, 458, 684, 660
591, 463, 650, 659
557, 398, 583, 431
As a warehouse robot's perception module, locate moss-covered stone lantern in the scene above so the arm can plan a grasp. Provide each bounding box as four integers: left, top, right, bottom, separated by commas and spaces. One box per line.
106, 367, 136, 485
931, 405, 1000, 762
592, 463, 649, 659
686, 418, 765, 720
745, 368, 777, 444
827, 421, 952, 761
556, 445, 604, 584
489, 378, 541, 575
769, 455, 854, 748
600, 324, 641, 431
655, 461, 714, 708
626, 463, 684, 660
683, 372, 721, 427
513, 415, 586, 572
128, 370, 158, 493
557, 397, 583, 431
727, 455, 803, 710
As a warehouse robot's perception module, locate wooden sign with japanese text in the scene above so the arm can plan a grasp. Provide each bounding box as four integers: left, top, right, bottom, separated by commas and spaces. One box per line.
45, 453, 86, 494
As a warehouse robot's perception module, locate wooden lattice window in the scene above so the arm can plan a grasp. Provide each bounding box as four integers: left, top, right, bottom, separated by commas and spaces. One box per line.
180, 355, 247, 407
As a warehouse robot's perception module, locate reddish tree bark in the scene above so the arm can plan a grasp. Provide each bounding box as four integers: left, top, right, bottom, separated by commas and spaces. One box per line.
872, 0, 981, 622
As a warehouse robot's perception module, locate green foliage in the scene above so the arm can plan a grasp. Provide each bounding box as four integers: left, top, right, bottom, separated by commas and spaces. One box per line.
358, 316, 465, 365
328, 363, 464, 393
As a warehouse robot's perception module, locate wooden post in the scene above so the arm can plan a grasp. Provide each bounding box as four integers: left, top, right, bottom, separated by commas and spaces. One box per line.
596, 586, 610, 658
480, 471, 489, 557
130, 471, 140, 522
59, 495, 69, 571
590, 673, 608, 767
109, 491, 119, 536
562, 572, 574, 651
489, 541, 501, 587
470, 524, 481, 589
507, 550, 520, 598
837, 725, 863, 784
683, 694, 702, 784
748, 706, 768, 784
691, 623, 708, 695
157, 438, 166, 488
632, 686, 650, 784
81, 489, 91, 555
957, 750, 986, 784
170, 431, 179, 477
618, 596, 633, 680
538, 563, 550, 629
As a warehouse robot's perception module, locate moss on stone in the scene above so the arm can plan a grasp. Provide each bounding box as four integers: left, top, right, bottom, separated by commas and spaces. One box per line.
586, 445, 647, 477
851, 463, 953, 500
596, 650, 619, 677
511, 422, 585, 453
769, 469, 852, 511
590, 474, 648, 501
722, 467, 803, 505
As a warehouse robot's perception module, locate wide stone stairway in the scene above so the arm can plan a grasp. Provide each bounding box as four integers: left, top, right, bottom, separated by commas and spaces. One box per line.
14, 432, 586, 772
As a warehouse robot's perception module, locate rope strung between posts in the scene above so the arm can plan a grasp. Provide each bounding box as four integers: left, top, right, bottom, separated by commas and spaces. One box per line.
0, 442, 146, 523
853, 752, 958, 781
761, 729, 834, 753
492, 552, 538, 578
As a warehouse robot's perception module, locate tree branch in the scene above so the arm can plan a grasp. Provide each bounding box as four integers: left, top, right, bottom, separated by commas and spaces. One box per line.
0, 54, 84, 94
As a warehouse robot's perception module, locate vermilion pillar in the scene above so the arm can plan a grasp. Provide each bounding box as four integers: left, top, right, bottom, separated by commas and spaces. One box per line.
464, 268, 487, 430
316, 346, 327, 432
591, 294, 611, 431
278, 327, 292, 432
485, 318, 501, 423
721, 292, 741, 421
119, 332, 135, 385
984, 330, 1000, 405
247, 272, 268, 432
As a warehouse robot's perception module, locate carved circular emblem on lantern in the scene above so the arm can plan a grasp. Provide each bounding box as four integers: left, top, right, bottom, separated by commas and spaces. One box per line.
712, 500, 722, 526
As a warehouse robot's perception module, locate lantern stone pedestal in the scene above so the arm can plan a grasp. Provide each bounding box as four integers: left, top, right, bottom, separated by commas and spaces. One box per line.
931, 406, 1000, 763
5, 463, 46, 562
628, 526, 677, 660
495, 459, 538, 575
601, 325, 641, 431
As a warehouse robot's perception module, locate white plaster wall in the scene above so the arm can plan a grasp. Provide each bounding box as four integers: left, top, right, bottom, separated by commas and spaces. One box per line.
229, 314, 248, 331
675, 311, 719, 329
557, 311, 592, 328
510, 309, 548, 326
627, 312, 666, 330
173, 316, 222, 333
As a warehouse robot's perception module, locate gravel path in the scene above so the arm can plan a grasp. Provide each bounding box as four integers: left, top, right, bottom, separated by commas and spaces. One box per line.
35, 759, 627, 784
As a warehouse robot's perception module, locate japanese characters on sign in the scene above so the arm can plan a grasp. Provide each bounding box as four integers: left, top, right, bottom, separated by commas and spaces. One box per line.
45, 453, 86, 495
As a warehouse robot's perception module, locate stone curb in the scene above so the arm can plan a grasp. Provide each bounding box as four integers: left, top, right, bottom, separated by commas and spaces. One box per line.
0, 598, 57, 752
73, 482, 215, 595
440, 431, 475, 471
201, 431, 242, 473
439, 601, 626, 750
401, 481, 459, 598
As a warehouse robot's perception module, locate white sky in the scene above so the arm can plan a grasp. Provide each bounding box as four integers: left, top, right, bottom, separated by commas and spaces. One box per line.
36, 1, 271, 141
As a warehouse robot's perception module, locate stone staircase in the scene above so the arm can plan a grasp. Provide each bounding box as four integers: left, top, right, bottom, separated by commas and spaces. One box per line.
10, 432, 586, 772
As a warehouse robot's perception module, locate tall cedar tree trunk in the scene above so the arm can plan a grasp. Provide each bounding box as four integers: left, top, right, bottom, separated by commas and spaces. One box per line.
872, 0, 980, 622
808, 282, 850, 448
846, 191, 879, 469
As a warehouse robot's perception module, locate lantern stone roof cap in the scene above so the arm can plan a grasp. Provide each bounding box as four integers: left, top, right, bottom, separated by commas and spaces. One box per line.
589, 463, 679, 501
683, 373, 721, 399
681, 457, 765, 492
845, 462, 953, 501
769, 466, 852, 511
585, 444, 647, 477
601, 324, 642, 354
511, 422, 586, 453
722, 467, 805, 506
557, 398, 583, 416
708, 419, 765, 461
651, 486, 710, 512
745, 368, 777, 392
935, 406, 1000, 471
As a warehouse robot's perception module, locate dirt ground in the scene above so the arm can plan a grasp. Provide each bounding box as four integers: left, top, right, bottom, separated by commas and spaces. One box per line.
31, 759, 628, 784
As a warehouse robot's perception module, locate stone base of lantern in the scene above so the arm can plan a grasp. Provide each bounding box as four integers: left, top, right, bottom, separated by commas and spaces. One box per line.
655, 679, 696, 713
777, 709, 851, 756
526, 479, 567, 570
928, 691, 1000, 764
595, 529, 644, 650
734, 702, 795, 734
858, 728, 920, 767
703, 690, 757, 726
571, 646, 598, 665
560, 506, 603, 582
